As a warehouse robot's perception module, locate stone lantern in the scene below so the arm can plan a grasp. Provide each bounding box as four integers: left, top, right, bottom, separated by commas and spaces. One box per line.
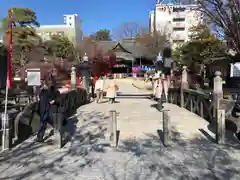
70, 66, 76, 89
77, 53, 91, 92
155, 52, 163, 72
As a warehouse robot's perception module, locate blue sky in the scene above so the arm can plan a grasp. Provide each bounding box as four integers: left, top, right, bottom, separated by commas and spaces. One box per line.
0, 0, 157, 36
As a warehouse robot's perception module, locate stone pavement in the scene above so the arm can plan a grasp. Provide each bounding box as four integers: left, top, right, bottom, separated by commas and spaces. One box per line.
131, 78, 152, 93
0, 79, 240, 180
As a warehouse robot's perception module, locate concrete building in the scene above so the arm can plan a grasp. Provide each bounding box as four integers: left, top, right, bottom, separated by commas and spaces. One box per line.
149, 1, 203, 48
36, 14, 83, 46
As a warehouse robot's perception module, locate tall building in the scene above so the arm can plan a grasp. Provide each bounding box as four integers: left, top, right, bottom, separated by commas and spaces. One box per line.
36, 14, 83, 46
149, 1, 203, 48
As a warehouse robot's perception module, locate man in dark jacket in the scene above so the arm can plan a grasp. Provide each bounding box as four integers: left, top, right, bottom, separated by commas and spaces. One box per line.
36, 81, 60, 142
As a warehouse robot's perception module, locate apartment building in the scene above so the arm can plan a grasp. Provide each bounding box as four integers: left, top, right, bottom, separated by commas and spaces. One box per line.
149, 2, 203, 48
36, 14, 83, 46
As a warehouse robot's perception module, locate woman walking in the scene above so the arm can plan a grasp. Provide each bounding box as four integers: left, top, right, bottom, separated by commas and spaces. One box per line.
106, 75, 119, 104
95, 75, 105, 103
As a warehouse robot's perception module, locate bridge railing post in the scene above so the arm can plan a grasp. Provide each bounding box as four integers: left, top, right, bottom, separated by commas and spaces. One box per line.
181, 66, 188, 107
1, 113, 12, 151
213, 71, 223, 120
70, 66, 76, 90
216, 109, 225, 144
52, 105, 64, 148
162, 109, 171, 146
109, 110, 117, 148
213, 71, 223, 112
213, 71, 225, 144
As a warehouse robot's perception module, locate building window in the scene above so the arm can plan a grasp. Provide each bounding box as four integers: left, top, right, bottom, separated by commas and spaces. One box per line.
173, 27, 185, 31
173, 7, 186, 12
173, 18, 185, 22
69, 23, 72, 26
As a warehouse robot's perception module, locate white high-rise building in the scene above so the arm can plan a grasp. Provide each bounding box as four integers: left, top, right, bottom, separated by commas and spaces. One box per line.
149, 2, 203, 48
36, 14, 83, 46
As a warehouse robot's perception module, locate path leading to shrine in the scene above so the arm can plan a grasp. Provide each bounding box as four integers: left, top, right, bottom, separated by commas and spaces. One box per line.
0, 79, 240, 180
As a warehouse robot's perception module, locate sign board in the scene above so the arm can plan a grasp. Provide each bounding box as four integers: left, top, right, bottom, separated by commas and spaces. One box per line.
27, 68, 41, 86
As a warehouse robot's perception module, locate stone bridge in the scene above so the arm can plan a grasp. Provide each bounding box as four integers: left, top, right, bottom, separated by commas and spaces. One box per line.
0, 79, 239, 180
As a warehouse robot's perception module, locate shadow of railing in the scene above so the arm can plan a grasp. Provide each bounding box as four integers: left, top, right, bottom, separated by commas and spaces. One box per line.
1, 110, 240, 180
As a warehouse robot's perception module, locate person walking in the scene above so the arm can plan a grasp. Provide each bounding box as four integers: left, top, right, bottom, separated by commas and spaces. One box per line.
95, 75, 105, 103
36, 81, 60, 142
106, 75, 119, 104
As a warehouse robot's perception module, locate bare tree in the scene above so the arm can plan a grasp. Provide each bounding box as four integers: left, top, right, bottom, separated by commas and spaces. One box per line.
198, 0, 240, 56
114, 22, 145, 39
136, 30, 169, 55
75, 37, 96, 59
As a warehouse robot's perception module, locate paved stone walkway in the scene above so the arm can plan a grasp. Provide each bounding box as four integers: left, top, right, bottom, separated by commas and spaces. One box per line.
0, 79, 240, 180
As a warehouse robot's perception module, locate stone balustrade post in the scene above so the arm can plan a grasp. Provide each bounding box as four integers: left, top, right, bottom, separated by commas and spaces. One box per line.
162, 109, 171, 146
109, 110, 117, 148
169, 69, 174, 88
213, 71, 223, 120
70, 66, 76, 90
181, 66, 188, 89
52, 106, 64, 148
216, 109, 225, 144
1, 113, 11, 151
180, 66, 188, 107
213, 71, 225, 144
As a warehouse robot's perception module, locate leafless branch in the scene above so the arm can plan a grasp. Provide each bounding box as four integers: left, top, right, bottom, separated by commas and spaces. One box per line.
198, 0, 240, 55
114, 22, 146, 39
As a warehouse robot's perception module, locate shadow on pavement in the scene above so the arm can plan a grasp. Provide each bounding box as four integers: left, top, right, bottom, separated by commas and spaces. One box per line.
0, 111, 239, 180
0, 111, 110, 180
114, 127, 240, 180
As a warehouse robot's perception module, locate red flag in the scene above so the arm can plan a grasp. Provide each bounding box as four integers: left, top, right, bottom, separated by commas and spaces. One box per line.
7, 9, 13, 88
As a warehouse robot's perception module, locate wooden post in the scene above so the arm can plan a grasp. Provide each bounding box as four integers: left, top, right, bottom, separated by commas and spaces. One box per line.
162, 110, 171, 146
200, 101, 204, 117
1, 113, 11, 151
107, 113, 113, 141
53, 106, 64, 148
181, 66, 188, 107
216, 109, 225, 144
109, 110, 117, 148
213, 71, 223, 122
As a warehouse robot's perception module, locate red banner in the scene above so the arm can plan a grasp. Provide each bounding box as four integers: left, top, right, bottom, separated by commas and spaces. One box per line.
7, 9, 13, 88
